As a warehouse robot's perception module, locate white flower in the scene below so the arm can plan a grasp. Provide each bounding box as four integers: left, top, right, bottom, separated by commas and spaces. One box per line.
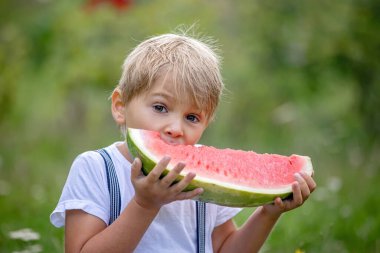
9, 228, 40, 241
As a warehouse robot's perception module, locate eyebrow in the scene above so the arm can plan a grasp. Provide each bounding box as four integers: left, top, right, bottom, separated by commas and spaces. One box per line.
150, 92, 175, 101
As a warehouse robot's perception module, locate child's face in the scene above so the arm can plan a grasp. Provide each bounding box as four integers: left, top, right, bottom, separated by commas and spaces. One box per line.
113, 73, 209, 145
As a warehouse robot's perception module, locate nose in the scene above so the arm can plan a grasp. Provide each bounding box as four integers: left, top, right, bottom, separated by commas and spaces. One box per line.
164, 118, 184, 139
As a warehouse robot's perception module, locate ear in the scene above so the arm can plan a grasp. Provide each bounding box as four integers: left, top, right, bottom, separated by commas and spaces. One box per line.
111, 89, 126, 125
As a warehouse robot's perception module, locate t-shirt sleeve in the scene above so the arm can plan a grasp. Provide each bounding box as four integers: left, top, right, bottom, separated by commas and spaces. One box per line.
50, 151, 110, 227
215, 206, 243, 227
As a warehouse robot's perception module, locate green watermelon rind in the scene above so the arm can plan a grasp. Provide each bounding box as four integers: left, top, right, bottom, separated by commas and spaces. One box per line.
126, 128, 313, 207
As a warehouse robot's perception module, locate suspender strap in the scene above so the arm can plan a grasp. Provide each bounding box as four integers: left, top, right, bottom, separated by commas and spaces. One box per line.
96, 148, 121, 225
196, 201, 206, 253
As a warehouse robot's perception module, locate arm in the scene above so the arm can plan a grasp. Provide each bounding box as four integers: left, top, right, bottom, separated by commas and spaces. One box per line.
65, 157, 203, 253
65, 199, 158, 253
212, 207, 281, 253
213, 172, 317, 253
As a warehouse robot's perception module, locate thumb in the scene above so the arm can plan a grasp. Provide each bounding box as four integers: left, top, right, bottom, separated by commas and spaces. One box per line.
130, 158, 142, 180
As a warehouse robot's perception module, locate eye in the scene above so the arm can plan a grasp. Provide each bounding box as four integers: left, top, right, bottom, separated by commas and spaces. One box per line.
153, 104, 168, 113
186, 114, 200, 123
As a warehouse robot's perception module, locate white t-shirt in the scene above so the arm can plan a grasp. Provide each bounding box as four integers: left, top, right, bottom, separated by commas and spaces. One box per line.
50, 142, 242, 252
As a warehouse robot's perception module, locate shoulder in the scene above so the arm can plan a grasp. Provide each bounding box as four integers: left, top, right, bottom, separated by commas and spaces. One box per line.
70, 142, 123, 176
66, 143, 124, 187
68, 150, 105, 179
74, 149, 104, 166
50, 147, 116, 227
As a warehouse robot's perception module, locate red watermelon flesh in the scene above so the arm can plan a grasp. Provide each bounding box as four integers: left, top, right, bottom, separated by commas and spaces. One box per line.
140, 129, 306, 189
127, 128, 313, 207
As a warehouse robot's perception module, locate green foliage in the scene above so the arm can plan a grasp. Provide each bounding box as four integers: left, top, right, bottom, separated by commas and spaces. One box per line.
1, 0, 379, 252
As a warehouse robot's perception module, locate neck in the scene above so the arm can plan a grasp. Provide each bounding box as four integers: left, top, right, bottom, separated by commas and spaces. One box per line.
116, 141, 134, 163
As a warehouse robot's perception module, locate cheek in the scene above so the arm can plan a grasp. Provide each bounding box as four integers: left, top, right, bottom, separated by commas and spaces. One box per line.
125, 115, 151, 129
186, 128, 206, 145
124, 107, 145, 128
125, 109, 161, 131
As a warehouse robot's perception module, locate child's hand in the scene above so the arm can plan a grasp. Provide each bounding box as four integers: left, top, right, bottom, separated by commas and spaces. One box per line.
263, 172, 317, 217
130, 156, 203, 211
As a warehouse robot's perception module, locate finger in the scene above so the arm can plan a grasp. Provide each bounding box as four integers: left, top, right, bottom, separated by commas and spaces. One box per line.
300, 172, 317, 192
295, 173, 311, 200
147, 156, 171, 182
171, 172, 197, 192
176, 187, 204, 201
130, 158, 142, 180
161, 162, 186, 187
290, 181, 303, 207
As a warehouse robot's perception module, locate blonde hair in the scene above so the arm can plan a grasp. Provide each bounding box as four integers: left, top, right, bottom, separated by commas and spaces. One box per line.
116, 32, 224, 119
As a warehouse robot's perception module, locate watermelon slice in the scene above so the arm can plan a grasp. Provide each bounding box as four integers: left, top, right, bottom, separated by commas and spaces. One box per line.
126, 128, 313, 207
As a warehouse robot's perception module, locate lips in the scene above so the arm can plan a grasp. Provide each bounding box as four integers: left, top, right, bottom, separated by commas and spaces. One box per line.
159, 134, 183, 145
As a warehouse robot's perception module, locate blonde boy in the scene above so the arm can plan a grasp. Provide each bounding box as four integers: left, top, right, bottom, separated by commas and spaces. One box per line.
51, 32, 316, 253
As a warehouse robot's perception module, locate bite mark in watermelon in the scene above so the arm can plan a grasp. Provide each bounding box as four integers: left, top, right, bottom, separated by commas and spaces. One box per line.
126, 128, 313, 207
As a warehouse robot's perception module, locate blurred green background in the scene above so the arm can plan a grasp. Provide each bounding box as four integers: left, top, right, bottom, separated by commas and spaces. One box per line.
1, 0, 379, 252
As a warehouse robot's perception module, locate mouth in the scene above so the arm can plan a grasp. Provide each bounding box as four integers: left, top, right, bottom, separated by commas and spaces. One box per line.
160, 135, 183, 145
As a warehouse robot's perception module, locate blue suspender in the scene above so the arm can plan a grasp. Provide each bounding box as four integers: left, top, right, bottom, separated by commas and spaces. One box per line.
196, 201, 206, 253
97, 148, 206, 252
96, 148, 121, 225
